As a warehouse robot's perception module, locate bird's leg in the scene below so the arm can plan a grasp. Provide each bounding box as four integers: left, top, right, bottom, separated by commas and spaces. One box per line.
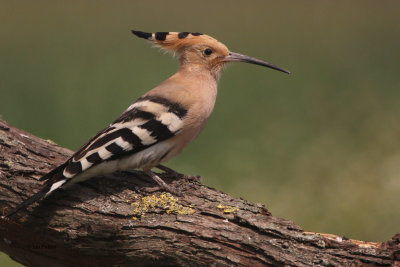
144, 170, 182, 196
156, 164, 201, 181
156, 164, 184, 177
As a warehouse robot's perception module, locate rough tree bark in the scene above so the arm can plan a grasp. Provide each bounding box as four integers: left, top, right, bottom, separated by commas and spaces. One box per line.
0, 118, 399, 267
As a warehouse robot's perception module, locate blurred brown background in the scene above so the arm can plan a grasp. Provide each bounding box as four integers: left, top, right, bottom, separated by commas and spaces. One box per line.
1, 1, 400, 265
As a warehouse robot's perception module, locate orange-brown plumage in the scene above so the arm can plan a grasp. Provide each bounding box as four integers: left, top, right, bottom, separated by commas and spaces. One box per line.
143, 31, 227, 52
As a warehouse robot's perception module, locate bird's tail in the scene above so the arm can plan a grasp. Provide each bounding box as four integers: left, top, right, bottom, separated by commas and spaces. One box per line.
3, 178, 67, 218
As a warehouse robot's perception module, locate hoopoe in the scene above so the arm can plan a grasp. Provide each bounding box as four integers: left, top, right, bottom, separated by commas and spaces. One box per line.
4, 30, 289, 218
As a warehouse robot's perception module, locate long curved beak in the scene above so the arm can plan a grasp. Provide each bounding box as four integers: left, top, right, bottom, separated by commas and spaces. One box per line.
223, 52, 290, 74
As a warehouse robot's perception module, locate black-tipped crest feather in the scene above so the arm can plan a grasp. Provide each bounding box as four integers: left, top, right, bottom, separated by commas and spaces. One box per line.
131, 30, 152, 40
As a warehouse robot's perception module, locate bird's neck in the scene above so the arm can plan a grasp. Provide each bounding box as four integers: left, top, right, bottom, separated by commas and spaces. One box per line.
178, 63, 223, 82
157, 65, 218, 113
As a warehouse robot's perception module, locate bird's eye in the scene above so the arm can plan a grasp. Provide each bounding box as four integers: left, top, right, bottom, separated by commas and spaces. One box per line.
204, 48, 213, 56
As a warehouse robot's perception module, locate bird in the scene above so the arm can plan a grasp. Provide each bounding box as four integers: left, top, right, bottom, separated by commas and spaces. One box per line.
3, 30, 290, 218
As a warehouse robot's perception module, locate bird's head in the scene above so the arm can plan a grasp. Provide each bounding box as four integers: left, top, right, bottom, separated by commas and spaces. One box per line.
132, 30, 290, 80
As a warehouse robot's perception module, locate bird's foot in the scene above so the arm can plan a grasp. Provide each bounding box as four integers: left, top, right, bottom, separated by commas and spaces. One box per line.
156, 164, 202, 182
144, 170, 182, 196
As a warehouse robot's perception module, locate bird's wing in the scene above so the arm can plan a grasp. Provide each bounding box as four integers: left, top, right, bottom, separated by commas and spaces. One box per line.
4, 95, 188, 218
41, 95, 188, 184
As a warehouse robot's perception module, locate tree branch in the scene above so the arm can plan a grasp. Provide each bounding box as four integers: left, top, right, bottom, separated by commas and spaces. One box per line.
0, 118, 399, 266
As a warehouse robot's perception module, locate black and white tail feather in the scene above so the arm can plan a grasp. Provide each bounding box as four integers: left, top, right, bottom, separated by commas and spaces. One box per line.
4, 95, 187, 218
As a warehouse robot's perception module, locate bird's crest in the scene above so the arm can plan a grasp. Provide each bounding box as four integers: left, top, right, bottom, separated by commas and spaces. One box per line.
132, 30, 225, 52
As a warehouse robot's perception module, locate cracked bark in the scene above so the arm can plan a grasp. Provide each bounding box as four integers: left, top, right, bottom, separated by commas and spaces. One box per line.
0, 118, 399, 267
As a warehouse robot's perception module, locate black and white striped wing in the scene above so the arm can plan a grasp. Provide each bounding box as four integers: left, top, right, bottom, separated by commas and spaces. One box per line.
42, 95, 187, 184
4, 95, 188, 218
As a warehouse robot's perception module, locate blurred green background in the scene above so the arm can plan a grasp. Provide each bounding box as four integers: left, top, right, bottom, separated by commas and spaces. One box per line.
1, 1, 400, 265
